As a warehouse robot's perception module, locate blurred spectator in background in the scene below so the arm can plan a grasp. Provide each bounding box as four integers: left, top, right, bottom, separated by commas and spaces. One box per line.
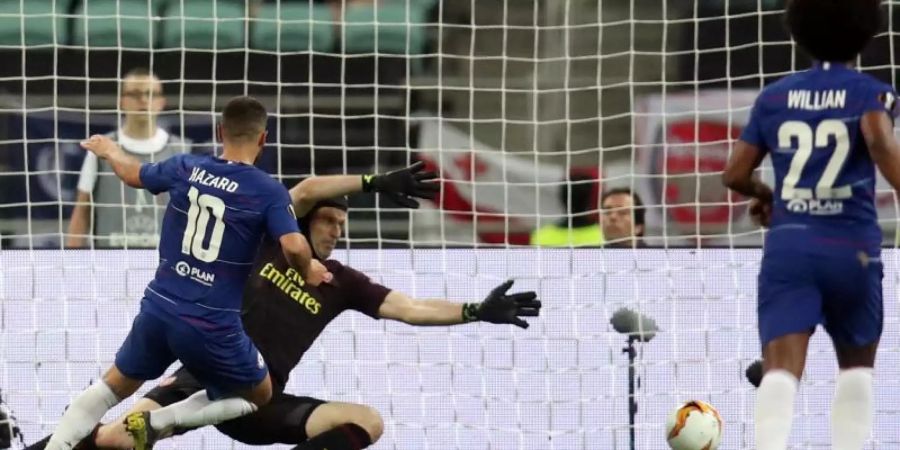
601, 188, 646, 248
66, 67, 190, 248
530, 169, 604, 247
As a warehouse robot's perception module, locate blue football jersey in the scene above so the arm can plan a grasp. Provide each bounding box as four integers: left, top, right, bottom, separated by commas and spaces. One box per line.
138, 154, 299, 322
741, 62, 899, 243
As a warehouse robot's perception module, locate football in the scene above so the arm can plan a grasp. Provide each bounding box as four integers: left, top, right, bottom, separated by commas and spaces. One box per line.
665, 400, 723, 450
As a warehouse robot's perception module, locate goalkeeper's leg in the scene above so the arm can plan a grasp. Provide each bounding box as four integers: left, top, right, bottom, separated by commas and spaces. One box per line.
286, 402, 380, 450
125, 396, 380, 450
215, 395, 380, 450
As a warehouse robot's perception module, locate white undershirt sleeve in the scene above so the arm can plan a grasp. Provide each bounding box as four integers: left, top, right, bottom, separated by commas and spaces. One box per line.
76, 151, 99, 194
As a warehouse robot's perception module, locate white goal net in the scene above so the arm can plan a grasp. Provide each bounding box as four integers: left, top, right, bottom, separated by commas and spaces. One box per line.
1, 1, 900, 449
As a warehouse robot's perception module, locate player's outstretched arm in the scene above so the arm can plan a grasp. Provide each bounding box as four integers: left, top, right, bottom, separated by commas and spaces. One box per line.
377, 280, 541, 328
290, 175, 362, 217
862, 110, 900, 193
361, 161, 439, 208
279, 232, 332, 286
289, 161, 439, 216
80, 135, 143, 188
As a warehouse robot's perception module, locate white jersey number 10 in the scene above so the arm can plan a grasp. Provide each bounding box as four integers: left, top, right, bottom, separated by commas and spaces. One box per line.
182, 186, 226, 262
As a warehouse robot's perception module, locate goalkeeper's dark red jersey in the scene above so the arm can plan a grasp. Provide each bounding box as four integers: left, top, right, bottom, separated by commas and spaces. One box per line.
240, 238, 391, 391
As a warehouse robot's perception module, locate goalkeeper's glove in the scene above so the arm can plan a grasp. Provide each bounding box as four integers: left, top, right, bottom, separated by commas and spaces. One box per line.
462, 280, 541, 329
361, 161, 440, 208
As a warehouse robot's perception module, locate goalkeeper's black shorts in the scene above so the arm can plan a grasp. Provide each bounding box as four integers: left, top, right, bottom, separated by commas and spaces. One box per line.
144, 366, 325, 445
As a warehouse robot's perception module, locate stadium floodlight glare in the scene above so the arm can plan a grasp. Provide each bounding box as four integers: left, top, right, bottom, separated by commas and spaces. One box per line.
611, 307, 659, 450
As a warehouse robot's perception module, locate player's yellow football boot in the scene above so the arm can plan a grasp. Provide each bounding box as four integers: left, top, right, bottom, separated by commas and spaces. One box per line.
124, 411, 158, 450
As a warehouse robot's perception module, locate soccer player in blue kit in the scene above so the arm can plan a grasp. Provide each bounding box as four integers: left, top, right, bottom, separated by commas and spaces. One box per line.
45, 96, 332, 450
722, 1, 900, 449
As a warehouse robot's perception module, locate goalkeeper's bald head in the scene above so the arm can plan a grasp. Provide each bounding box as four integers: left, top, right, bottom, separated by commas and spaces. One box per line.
786, 0, 882, 63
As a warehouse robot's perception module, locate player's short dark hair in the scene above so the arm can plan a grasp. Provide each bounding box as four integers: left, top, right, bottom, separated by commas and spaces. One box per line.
785, 0, 882, 62
601, 188, 645, 234
221, 96, 268, 142
559, 170, 599, 215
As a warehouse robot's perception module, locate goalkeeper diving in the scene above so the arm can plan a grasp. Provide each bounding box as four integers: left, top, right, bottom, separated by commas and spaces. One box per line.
27, 162, 541, 450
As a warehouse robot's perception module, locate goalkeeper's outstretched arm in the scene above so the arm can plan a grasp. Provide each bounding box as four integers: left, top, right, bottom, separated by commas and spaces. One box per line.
377, 280, 542, 329
289, 161, 439, 216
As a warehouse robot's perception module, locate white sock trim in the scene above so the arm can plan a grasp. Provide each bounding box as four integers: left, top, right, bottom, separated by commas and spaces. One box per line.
763, 369, 799, 385
836, 367, 873, 382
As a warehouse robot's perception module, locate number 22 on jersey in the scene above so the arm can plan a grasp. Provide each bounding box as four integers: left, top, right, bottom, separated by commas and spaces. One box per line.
778, 119, 852, 201
182, 186, 226, 262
